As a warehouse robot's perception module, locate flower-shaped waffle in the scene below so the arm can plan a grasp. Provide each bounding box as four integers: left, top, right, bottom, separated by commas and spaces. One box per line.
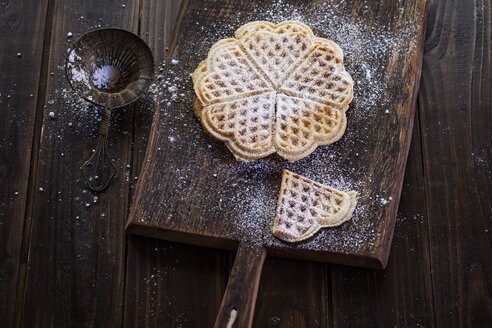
192, 21, 353, 162
273, 170, 357, 242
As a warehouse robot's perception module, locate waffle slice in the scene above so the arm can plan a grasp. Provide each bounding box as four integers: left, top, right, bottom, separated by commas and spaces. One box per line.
279, 39, 353, 108
196, 91, 276, 161
239, 28, 313, 88
275, 94, 348, 161
273, 170, 357, 243
192, 38, 274, 105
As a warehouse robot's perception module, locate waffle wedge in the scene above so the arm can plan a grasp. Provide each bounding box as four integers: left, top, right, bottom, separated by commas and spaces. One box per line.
273, 170, 357, 242
192, 21, 353, 162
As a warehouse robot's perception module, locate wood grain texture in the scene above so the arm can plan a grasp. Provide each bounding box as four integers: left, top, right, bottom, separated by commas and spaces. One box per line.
123, 1, 229, 327
20, 0, 139, 326
124, 235, 227, 328
0, 0, 50, 327
419, 0, 492, 326
330, 109, 436, 327
2, 0, 490, 326
130, 0, 183, 181
215, 242, 265, 328
127, 0, 428, 270
253, 257, 330, 327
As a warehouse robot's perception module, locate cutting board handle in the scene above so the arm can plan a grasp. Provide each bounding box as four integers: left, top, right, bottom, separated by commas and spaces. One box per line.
214, 242, 266, 328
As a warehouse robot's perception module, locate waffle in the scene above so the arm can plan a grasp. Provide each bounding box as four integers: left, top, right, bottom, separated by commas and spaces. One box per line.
273, 170, 357, 243
198, 92, 277, 161
193, 21, 353, 162
275, 94, 348, 161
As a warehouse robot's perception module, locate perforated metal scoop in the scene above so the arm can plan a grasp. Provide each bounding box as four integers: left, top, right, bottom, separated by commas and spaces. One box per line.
66, 28, 154, 191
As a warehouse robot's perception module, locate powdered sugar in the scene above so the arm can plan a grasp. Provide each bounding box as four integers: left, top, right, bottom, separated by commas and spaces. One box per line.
138, 0, 421, 254
67, 49, 91, 88
91, 65, 120, 89
191, 0, 417, 118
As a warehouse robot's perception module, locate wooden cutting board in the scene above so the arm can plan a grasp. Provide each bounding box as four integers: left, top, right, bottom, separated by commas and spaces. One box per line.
126, 0, 429, 326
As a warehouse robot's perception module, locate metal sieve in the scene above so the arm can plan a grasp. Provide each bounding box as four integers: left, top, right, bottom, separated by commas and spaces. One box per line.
66, 28, 154, 191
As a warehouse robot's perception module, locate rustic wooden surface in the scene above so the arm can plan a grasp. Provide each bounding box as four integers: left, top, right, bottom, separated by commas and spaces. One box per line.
21, 1, 139, 326
215, 242, 266, 328
127, 0, 428, 270
0, 1, 50, 326
1, 0, 491, 327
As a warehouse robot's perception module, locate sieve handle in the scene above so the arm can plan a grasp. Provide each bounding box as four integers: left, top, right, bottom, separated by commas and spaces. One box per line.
81, 107, 116, 192
214, 242, 266, 328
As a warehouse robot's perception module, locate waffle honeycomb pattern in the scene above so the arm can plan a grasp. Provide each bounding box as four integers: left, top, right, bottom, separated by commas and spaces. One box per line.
192, 21, 354, 162
273, 170, 357, 242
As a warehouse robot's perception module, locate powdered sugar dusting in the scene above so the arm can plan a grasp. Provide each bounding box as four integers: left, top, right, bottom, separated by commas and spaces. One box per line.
67, 49, 91, 88
139, 0, 421, 254
91, 65, 121, 89
192, 0, 417, 117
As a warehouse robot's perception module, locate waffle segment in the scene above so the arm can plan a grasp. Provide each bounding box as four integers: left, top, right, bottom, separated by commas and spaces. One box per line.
273, 170, 357, 242
275, 94, 347, 161
192, 39, 274, 105
198, 92, 277, 161
240, 30, 313, 88
279, 40, 354, 108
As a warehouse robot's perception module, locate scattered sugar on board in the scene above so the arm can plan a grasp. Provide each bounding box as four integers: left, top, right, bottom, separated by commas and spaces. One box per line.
191, 0, 417, 118
142, 0, 418, 252
38, 1, 417, 253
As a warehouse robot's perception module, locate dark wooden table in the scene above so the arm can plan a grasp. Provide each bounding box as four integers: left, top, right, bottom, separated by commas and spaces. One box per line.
1, 0, 490, 327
